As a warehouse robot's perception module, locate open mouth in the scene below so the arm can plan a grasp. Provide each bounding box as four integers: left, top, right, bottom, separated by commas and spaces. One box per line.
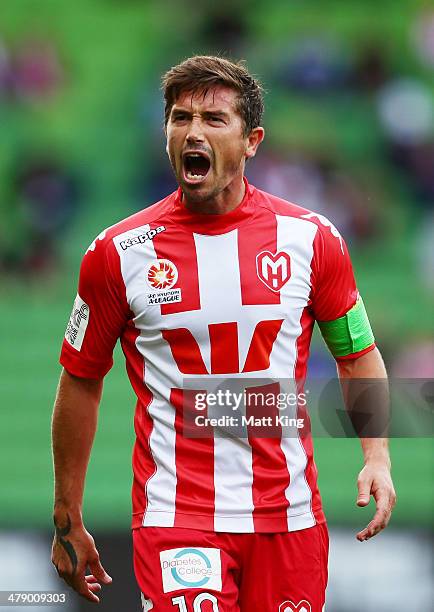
182, 152, 211, 184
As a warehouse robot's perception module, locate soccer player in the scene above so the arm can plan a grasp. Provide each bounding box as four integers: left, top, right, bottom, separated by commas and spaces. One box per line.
51, 56, 396, 611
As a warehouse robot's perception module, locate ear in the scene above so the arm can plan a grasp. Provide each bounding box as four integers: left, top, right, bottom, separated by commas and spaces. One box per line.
163, 124, 169, 155
245, 127, 265, 160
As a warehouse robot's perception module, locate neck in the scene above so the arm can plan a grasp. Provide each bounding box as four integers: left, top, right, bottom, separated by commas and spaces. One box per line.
182, 174, 246, 215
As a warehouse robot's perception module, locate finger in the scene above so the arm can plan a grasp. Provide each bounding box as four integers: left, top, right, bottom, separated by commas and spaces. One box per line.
85, 575, 100, 583
88, 556, 112, 585
80, 589, 99, 603
357, 520, 383, 541
72, 576, 100, 604
356, 527, 370, 542
356, 505, 391, 541
357, 487, 391, 541
356, 477, 371, 507
85, 575, 102, 591
88, 583, 102, 593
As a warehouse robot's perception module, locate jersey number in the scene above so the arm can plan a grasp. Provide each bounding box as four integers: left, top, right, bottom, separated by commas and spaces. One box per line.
172, 593, 220, 611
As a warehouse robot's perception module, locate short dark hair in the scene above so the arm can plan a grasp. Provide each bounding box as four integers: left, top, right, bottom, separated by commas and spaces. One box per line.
162, 55, 264, 136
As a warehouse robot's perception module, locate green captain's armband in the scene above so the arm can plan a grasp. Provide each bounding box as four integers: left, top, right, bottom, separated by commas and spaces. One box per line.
317, 295, 375, 358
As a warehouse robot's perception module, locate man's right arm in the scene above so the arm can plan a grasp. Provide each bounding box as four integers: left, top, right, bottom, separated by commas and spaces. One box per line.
51, 368, 112, 603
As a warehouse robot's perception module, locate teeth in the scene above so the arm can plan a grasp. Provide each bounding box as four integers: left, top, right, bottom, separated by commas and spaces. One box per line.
187, 171, 204, 179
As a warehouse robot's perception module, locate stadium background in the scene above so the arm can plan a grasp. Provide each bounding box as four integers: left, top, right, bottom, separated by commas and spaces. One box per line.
0, 0, 433, 610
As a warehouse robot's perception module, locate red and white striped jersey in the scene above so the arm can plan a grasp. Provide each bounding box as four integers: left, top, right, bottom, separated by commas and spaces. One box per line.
60, 178, 374, 533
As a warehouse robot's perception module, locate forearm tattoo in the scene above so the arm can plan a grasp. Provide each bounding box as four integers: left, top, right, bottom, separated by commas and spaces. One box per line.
54, 513, 78, 574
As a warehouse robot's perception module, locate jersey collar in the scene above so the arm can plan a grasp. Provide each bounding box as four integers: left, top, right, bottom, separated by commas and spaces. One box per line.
172, 177, 255, 235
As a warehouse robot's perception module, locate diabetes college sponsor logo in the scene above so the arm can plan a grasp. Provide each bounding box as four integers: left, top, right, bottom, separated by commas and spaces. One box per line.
146, 259, 182, 305
159, 547, 222, 594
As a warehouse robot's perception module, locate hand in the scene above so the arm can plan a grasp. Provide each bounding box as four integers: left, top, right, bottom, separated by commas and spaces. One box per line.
51, 513, 112, 603
355, 461, 396, 541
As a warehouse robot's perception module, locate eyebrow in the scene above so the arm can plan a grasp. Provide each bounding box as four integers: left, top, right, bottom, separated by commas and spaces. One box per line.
203, 110, 228, 117
171, 108, 229, 118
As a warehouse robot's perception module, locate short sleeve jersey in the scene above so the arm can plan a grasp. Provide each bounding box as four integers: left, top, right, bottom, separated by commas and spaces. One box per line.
60, 179, 375, 533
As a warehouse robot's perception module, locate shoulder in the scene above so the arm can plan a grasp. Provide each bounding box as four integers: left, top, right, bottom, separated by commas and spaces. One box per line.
85, 192, 177, 255
251, 184, 346, 255
251, 185, 326, 226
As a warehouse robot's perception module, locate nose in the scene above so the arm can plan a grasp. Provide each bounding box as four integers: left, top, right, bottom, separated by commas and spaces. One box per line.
186, 116, 205, 144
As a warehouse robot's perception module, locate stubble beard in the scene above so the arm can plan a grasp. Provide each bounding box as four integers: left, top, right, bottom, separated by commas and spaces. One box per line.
181, 182, 222, 204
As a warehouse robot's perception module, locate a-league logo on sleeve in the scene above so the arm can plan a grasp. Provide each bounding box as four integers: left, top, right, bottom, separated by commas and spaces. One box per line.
65, 294, 90, 351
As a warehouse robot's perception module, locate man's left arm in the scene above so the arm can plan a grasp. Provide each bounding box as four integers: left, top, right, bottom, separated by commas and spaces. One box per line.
336, 347, 397, 541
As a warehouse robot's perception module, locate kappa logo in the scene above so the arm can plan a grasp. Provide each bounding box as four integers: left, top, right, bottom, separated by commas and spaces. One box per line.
146, 259, 178, 291
120, 225, 166, 250
256, 251, 291, 292
279, 600, 312, 612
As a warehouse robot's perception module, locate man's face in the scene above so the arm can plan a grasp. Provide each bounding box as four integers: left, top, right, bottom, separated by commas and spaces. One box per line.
166, 86, 258, 203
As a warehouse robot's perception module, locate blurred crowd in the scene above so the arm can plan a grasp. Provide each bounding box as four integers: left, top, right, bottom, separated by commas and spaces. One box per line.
0, 151, 81, 274
0, 33, 80, 274
0, 34, 64, 104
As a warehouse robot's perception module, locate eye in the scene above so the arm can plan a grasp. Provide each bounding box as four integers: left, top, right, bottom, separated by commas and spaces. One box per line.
209, 115, 224, 123
172, 113, 187, 122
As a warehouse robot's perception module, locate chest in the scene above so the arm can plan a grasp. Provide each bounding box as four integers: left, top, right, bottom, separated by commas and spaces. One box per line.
117, 221, 316, 340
